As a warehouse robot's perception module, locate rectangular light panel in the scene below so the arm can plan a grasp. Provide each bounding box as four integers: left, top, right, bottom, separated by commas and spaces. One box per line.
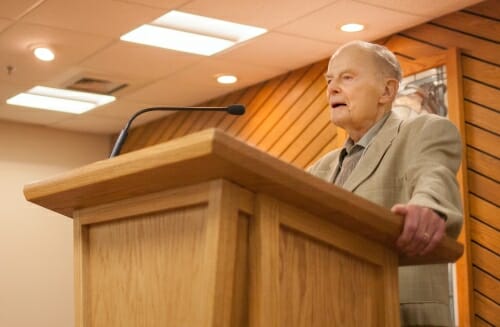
6, 86, 116, 114
120, 10, 267, 56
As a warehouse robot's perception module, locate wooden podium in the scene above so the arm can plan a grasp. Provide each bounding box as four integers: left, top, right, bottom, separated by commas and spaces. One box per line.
24, 129, 463, 327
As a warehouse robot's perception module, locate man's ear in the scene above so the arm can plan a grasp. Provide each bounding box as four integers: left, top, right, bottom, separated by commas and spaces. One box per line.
379, 78, 399, 104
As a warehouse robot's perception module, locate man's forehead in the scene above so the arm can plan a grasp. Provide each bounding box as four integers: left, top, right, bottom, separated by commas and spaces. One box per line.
327, 46, 375, 72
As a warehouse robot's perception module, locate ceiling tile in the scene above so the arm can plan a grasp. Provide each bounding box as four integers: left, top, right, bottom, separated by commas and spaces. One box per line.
21, 0, 166, 37
114, 0, 192, 10
0, 23, 111, 85
217, 32, 339, 70
86, 99, 159, 120
0, 18, 13, 32
49, 113, 126, 135
124, 58, 285, 106
353, 0, 484, 17
276, 0, 426, 44
81, 41, 204, 81
180, 0, 337, 29
0, 0, 42, 20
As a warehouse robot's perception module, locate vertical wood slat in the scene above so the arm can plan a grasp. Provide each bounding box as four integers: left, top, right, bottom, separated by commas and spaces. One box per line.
206, 180, 249, 327
73, 216, 88, 327
249, 194, 280, 327
446, 48, 475, 327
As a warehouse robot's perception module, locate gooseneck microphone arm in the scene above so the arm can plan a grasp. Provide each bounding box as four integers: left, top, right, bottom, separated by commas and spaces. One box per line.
109, 104, 245, 158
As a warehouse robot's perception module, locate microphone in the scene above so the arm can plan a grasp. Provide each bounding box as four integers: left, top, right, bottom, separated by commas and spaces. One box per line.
109, 104, 245, 158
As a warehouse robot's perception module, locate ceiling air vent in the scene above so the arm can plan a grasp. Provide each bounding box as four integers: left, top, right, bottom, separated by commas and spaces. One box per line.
65, 77, 127, 95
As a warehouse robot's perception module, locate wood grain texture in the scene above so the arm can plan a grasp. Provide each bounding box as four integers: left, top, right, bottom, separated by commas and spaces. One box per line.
433, 11, 500, 42
79, 182, 210, 225
446, 47, 475, 327
279, 228, 382, 327
464, 101, 500, 136
86, 205, 210, 327
467, 147, 500, 183
470, 218, 500, 254
249, 194, 280, 327
473, 267, 500, 304
464, 0, 500, 20
463, 78, 500, 111
73, 216, 89, 327
471, 242, 500, 279
466, 124, 500, 159
474, 292, 500, 326
468, 170, 500, 206
401, 23, 500, 65
25, 129, 463, 266
469, 194, 500, 231
462, 56, 500, 88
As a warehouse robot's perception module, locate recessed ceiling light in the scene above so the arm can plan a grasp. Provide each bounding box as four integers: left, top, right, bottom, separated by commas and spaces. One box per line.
120, 10, 267, 56
340, 23, 365, 32
33, 47, 55, 61
217, 75, 238, 84
6, 86, 115, 114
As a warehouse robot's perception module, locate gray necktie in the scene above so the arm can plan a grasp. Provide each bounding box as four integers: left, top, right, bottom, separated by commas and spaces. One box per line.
334, 145, 364, 187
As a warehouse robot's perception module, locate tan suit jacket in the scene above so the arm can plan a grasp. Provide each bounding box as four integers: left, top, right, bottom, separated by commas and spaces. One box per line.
308, 111, 463, 326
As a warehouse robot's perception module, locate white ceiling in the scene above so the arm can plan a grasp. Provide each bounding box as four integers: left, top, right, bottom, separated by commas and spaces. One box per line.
0, 0, 483, 134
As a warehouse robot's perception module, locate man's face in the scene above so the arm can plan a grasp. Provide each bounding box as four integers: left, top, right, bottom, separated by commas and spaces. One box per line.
325, 46, 388, 137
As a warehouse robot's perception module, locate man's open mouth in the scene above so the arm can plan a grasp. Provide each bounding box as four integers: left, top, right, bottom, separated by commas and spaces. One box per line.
331, 103, 346, 109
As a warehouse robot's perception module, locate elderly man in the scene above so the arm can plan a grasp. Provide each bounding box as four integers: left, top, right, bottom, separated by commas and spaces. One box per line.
308, 41, 463, 326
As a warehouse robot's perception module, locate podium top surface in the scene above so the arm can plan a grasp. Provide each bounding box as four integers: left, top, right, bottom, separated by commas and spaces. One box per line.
24, 128, 463, 265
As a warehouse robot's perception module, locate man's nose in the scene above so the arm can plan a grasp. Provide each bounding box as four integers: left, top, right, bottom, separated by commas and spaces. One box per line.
327, 81, 340, 95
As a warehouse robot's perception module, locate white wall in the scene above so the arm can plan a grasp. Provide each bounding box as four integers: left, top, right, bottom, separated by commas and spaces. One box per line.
0, 121, 111, 327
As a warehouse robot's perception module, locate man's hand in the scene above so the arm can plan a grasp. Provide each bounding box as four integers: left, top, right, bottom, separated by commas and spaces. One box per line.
391, 204, 446, 256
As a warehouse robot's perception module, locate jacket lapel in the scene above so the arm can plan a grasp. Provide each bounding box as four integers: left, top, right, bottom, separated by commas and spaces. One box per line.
342, 112, 403, 192
326, 154, 340, 183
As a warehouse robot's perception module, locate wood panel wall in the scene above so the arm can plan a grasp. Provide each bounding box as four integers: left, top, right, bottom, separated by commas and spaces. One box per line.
121, 1, 499, 325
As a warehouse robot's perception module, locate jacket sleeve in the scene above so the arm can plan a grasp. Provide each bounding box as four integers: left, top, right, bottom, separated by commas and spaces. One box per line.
404, 116, 463, 239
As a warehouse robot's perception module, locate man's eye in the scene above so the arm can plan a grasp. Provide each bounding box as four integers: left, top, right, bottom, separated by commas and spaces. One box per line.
326, 79, 332, 84
342, 75, 353, 80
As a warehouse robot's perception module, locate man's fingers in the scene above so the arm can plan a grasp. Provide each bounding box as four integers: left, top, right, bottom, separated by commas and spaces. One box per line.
419, 221, 446, 255
396, 207, 419, 249
391, 204, 408, 215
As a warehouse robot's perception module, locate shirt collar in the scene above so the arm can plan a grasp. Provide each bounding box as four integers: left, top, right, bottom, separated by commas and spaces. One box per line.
342, 112, 391, 153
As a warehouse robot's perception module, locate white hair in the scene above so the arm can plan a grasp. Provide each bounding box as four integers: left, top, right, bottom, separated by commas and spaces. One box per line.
333, 40, 403, 82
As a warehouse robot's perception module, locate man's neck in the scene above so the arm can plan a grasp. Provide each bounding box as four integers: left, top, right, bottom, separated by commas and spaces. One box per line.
346, 111, 392, 144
